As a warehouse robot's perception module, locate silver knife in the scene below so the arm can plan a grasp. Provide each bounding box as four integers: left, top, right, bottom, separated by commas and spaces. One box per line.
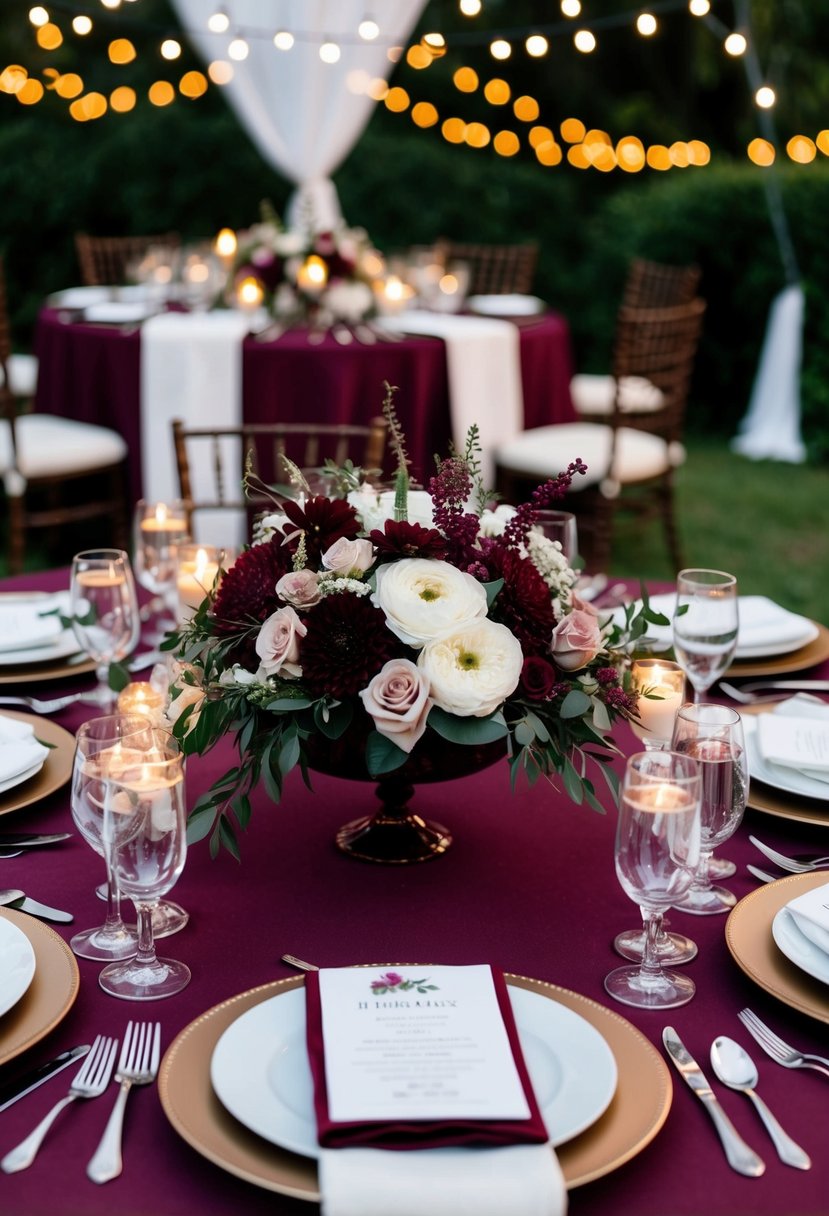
662, 1026, 765, 1176
0, 834, 72, 848
0, 889, 73, 923
0, 1046, 90, 1112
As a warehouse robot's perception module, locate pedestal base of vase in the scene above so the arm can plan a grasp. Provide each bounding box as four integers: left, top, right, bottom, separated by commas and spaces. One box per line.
336, 779, 451, 864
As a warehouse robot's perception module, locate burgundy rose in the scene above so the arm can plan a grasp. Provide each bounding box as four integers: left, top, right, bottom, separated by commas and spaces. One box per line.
519, 656, 557, 701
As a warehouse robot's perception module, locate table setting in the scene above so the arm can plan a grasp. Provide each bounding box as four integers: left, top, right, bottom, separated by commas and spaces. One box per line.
1, 431, 829, 1215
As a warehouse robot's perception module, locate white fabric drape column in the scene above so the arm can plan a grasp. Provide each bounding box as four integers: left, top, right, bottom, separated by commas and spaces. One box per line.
731, 285, 806, 464
170, 0, 427, 228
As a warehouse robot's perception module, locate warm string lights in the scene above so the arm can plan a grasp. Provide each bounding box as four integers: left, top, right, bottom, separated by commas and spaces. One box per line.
2, 1, 825, 166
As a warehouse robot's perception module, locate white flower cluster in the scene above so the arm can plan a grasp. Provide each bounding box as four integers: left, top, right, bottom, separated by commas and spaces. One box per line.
525, 530, 578, 618
318, 573, 372, 597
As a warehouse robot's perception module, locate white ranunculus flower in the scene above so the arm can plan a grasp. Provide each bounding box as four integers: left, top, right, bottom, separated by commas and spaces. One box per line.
323, 279, 373, 322
372, 558, 488, 648
478, 504, 517, 538
418, 619, 523, 717
348, 488, 436, 535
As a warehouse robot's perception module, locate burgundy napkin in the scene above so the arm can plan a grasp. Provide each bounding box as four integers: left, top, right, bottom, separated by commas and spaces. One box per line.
305, 966, 549, 1150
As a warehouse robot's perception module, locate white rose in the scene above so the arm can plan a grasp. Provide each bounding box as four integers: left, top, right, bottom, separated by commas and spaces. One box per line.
322, 537, 375, 578
478, 504, 517, 538
418, 619, 523, 717
255, 605, 307, 678
359, 659, 432, 753
349, 488, 436, 535
372, 558, 487, 648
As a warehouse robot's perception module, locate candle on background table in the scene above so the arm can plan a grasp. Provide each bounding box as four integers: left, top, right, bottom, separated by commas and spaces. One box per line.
139, 501, 188, 542
236, 275, 265, 313
296, 255, 328, 295
213, 227, 237, 274
176, 544, 222, 621
116, 682, 165, 721
630, 659, 685, 749
374, 274, 415, 316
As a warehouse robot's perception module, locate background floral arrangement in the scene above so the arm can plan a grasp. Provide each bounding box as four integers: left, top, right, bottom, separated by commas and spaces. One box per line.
233, 200, 380, 328
169, 390, 656, 858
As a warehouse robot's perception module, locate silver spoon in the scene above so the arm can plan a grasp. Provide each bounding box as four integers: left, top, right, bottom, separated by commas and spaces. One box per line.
710, 1036, 810, 1169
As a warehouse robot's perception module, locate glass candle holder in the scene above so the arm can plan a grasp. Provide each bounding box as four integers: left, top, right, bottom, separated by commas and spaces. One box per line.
630, 659, 685, 750
176, 543, 223, 623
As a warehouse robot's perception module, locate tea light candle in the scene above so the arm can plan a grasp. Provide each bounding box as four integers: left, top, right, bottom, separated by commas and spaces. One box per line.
139, 502, 187, 539
630, 659, 685, 748
296, 255, 328, 294
116, 682, 165, 721
236, 275, 264, 313
628, 781, 696, 814
177, 544, 221, 621
213, 227, 237, 273
375, 274, 415, 315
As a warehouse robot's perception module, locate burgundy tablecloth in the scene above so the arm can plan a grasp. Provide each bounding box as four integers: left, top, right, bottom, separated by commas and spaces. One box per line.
34, 309, 575, 500
1, 567, 828, 1216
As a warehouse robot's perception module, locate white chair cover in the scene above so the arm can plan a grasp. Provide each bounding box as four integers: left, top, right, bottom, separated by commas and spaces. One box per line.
731, 284, 806, 463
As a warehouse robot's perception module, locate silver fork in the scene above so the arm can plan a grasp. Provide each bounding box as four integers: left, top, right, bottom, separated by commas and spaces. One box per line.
86, 1021, 161, 1184
738, 1009, 829, 1078
0, 693, 85, 714
749, 835, 829, 875
1, 1034, 118, 1172
720, 680, 829, 704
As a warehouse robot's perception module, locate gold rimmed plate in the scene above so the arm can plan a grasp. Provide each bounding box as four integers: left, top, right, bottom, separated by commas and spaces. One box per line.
0, 908, 80, 1067
726, 871, 829, 1024
0, 655, 97, 686
158, 972, 671, 1201
0, 712, 74, 819
727, 621, 829, 679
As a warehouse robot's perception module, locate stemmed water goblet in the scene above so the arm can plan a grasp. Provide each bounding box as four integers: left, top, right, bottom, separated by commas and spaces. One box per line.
133, 501, 189, 644
672, 569, 739, 880
69, 714, 155, 961
98, 731, 191, 1000
70, 549, 140, 709
670, 703, 747, 915
605, 750, 701, 1010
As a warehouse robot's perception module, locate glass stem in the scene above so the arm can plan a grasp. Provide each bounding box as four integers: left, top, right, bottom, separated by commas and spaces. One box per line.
694, 849, 713, 889
133, 901, 159, 967
640, 909, 664, 977
96, 662, 116, 709
102, 869, 123, 931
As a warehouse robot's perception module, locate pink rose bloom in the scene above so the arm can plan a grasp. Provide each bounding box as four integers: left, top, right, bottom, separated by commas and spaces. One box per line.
569, 591, 599, 617
550, 608, 603, 671
255, 606, 307, 679
275, 569, 321, 608
359, 658, 432, 753
322, 536, 374, 577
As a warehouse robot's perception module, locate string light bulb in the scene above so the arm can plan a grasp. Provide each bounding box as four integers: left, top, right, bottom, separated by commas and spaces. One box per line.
574, 29, 596, 53
490, 38, 511, 60
72, 15, 92, 34
358, 18, 379, 41
561, 0, 581, 16
724, 32, 747, 56
526, 34, 549, 57
208, 9, 230, 34
228, 37, 249, 61
689, 0, 710, 14
161, 39, 182, 60
273, 30, 294, 50
28, 7, 49, 26
320, 40, 341, 64
459, 0, 481, 14
755, 85, 775, 108
636, 13, 657, 36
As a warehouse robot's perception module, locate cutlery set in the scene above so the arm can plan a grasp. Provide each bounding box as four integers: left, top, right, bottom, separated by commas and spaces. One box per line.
663, 1018, 813, 1175
0, 1022, 160, 1183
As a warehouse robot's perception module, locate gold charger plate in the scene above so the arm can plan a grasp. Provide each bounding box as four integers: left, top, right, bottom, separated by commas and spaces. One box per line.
727, 621, 829, 679
726, 871, 829, 1024
159, 973, 671, 1201
0, 655, 96, 686
0, 712, 74, 818
0, 908, 80, 1067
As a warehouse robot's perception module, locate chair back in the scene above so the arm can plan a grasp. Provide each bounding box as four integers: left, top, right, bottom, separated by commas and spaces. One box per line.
0, 258, 21, 466
171, 417, 388, 531
435, 240, 538, 295
75, 232, 181, 286
621, 258, 701, 310
609, 298, 706, 443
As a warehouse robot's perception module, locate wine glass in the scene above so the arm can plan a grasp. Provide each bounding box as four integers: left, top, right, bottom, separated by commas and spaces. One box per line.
532, 510, 578, 565
605, 750, 701, 1009
670, 703, 748, 915
133, 500, 189, 643
69, 714, 156, 961
99, 732, 191, 1000
70, 549, 140, 709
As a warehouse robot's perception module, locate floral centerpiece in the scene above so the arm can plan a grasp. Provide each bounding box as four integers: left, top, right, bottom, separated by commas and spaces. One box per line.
233, 200, 380, 330
169, 389, 657, 859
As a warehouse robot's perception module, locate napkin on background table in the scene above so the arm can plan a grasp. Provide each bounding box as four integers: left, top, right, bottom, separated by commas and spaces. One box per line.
0, 716, 49, 784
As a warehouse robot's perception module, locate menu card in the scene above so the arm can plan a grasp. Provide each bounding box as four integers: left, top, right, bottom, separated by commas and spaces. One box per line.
758, 715, 829, 778
305, 965, 548, 1149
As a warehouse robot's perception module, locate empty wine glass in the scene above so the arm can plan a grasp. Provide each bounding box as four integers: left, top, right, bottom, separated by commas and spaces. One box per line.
133, 501, 189, 643
605, 750, 701, 1010
532, 510, 579, 566
99, 733, 190, 1000
70, 549, 140, 709
70, 714, 155, 961
671, 703, 747, 915
672, 569, 738, 703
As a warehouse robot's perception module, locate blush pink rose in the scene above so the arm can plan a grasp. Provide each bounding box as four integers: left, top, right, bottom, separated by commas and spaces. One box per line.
569, 591, 599, 617
550, 608, 603, 671
255, 606, 307, 679
359, 658, 433, 753
275, 569, 321, 608
322, 537, 374, 577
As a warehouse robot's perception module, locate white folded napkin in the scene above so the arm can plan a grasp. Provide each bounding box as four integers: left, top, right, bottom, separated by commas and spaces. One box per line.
744, 696, 829, 799
757, 714, 829, 775
0, 603, 63, 653
785, 882, 829, 955
0, 715, 49, 784
83, 301, 156, 324
611, 593, 814, 658
382, 311, 524, 486
319, 1143, 567, 1216
467, 294, 546, 317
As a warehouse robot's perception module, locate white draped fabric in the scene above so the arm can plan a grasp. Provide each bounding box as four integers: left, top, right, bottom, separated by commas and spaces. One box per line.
731, 285, 806, 464
170, 0, 427, 229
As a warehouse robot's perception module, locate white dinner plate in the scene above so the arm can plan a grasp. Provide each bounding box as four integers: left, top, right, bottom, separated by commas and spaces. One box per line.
0, 757, 45, 795
467, 294, 546, 317
0, 630, 82, 667
772, 907, 829, 986
0, 916, 37, 1019
744, 720, 829, 803
211, 984, 618, 1158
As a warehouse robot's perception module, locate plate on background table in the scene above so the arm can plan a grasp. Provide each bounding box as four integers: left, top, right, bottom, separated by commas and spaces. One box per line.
0, 909, 79, 1067
726, 871, 829, 1024
159, 973, 672, 1201
467, 295, 546, 317
210, 982, 618, 1156
0, 916, 36, 1018
0, 713, 74, 818
726, 622, 829, 678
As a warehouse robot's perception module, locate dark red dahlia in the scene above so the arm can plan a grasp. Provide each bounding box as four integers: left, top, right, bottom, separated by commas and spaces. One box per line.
281, 496, 361, 563
300, 594, 402, 699
519, 656, 557, 701
480, 545, 554, 657
371, 521, 448, 561
210, 538, 291, 634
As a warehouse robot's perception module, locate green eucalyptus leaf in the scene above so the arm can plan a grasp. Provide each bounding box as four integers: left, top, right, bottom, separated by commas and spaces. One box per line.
560, 689, 592, 719
365, 730, 408, 776
483, 578, 504, 609
428, 705, 508, 745
108, 661, 131, 693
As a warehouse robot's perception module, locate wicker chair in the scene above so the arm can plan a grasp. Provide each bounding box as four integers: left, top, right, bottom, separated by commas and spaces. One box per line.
622, 257, 701, 310
495, 298, 706, 571
75, 231, 181, 286
0, 259, 129, 573
171, 417, 388, 536
435, 240, 539, 296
